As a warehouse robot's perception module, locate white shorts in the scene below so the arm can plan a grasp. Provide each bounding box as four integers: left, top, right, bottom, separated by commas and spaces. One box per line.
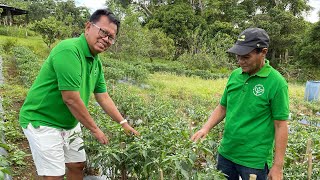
23, 123, 86, 176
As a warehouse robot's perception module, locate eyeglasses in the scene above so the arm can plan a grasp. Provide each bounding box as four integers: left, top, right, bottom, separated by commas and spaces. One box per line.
91, 23, 116, 45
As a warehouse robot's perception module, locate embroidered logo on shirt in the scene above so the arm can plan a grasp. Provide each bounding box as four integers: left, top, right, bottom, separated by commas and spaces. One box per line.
253, 84, 264, 96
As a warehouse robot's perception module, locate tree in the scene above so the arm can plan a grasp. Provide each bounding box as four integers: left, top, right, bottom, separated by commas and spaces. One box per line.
27, 0, 56, 22
146, 2, 205, 57
255, 0, 311, 16
31, 16, 70, 48
147, 29, 175, 60
1, 0, 89, 36
298, 21, 320, 66
27, 0, 90, 36
249, 8, 309, 65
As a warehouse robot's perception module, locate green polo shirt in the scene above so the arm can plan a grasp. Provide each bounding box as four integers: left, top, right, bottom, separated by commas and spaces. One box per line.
218, 60, 289, 169
19, 34, 107, 130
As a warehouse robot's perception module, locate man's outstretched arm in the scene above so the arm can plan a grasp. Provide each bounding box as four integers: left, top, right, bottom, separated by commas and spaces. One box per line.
191, 104, 226, 142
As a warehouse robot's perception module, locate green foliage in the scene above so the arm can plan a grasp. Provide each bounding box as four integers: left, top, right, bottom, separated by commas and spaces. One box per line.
210, 32, 236, 69
249, 8, 309, 65
26, 0, 56, 22
7, 146, 27, 166
146, 2, 205, 56
0, 35, 49, 59
1, 2, 319, 178
277, 60, 320, 82
83, 84, 225, 179
108, 12, 175, 60
109, 13, 152, 59
203, 0, 250, 25
0, 26, 36, 38
256, 0, 311, 16
285, 115, 320, 178
148, 29, 175, 60
102, 58, 149, 83
101, 57, 230, 81
0, 143, 11, 176
126, 0, 313, 69
297, 21, 320, 67
146, 73, 227, 100
143, 61, 229, 80
4, 0, 90, 36
12, 46, 41, 87
178, 32, 235, 71
178, 52, 215, 71
54, 1, 90, 36
2, 38, 17, 53
30, 16, 71, 48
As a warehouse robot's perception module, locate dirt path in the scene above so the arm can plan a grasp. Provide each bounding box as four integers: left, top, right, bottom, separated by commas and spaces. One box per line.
0, 55, 39, 179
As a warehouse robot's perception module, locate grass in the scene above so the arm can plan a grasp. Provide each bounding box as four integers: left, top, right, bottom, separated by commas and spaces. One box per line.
147, 73, 227, 100
148, 72, 307, 101
289, 82, 306, 101
0, 35, 50, 59
1, 33, 318, 178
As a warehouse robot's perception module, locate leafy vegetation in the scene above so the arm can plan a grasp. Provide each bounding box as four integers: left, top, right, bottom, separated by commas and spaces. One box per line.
12, 46, 41, 87
30, 17, 70, 48
0, 0, 320, 179
2, 0, 319, 80
83, 83, 225, 179
1, 37, 319, 178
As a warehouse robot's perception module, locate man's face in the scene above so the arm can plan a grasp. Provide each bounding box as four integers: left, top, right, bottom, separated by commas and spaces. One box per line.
236, 49, 267, 75
85, 15, 117, 56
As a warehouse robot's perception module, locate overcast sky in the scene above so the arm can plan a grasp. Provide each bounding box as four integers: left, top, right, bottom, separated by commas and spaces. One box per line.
75, 0, 320, 23
305, 0, 320, 23
75, 0, 106, 11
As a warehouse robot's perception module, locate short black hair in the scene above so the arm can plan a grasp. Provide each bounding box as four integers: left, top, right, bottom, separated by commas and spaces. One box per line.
90, 9, 120, 35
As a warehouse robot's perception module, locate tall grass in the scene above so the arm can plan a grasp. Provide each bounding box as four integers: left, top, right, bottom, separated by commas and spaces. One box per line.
0, 35, 49, 59
147, 73, 227, 100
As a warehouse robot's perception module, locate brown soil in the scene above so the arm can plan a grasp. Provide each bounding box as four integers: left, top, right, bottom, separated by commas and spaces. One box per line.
3, 56, 21, 85
1, 56, 40, 179
12, 140, 40, 180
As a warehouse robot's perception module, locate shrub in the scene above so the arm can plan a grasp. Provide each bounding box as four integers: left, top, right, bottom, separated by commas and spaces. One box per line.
12, 46, 41, 87
2, 39, 17, 53
30, 16, 71, 48
0, 26, 36, 38
83, 84, 225, 179
148, 29, 175, 60
178, 52, 215, 71
102, 58, 149, 83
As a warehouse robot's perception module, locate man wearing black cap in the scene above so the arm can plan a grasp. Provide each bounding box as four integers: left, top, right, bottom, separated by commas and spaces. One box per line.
191, 28, 289, 180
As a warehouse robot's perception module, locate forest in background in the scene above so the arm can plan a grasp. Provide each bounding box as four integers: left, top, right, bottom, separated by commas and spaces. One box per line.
1, 0, 320, 82
0, 0, 320, 179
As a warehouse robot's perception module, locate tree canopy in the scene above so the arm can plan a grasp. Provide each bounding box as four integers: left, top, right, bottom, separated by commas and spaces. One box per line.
2, 0, 319, 68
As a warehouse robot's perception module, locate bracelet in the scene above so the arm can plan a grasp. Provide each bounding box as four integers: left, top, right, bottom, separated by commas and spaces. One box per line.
119, 119, 128, 125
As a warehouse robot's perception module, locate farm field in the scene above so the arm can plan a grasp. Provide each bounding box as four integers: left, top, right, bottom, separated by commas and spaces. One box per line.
0, 35, 319, 179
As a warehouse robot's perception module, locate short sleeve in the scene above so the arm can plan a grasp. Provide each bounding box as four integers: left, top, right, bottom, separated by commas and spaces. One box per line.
220, 87, 228, 107
271, 85, 289, 120
52, 50, 81, 91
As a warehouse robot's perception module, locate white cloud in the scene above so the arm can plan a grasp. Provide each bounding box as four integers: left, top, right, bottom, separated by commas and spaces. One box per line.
305, 0, 320, 23
75, 0, 106, 13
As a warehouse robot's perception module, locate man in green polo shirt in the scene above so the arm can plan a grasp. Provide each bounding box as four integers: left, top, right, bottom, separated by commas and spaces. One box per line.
19, 9, 139, 179
191, 28, 289, 180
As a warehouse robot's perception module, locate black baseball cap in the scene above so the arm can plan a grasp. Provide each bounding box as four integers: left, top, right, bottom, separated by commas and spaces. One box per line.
228, 28, 269, 55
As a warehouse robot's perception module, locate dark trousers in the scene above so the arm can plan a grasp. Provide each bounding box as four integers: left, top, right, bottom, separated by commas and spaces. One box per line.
217, 154, 269, 180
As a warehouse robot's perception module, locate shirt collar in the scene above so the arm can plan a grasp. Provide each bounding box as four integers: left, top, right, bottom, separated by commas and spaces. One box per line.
239, 59, 271, 77
79, 33, 97, 60
255, 60, 271, 77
